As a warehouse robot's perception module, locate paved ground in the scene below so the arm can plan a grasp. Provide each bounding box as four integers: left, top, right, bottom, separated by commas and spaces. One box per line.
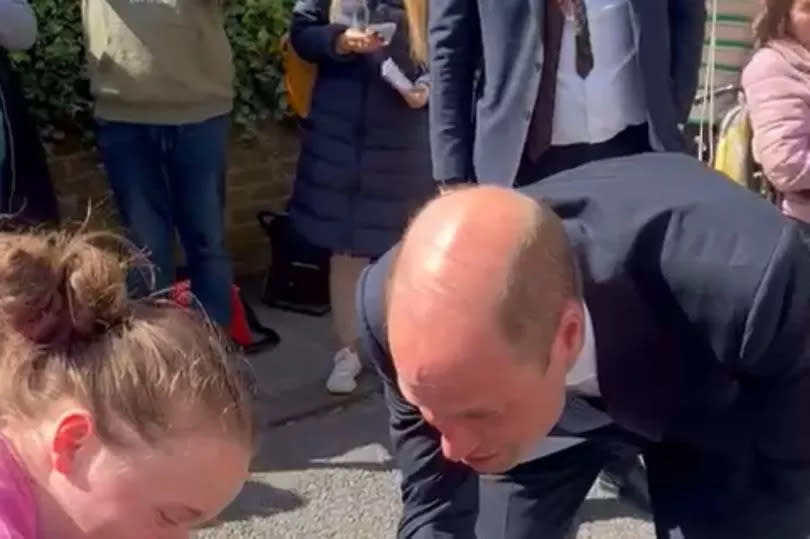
197, 292, 653, 538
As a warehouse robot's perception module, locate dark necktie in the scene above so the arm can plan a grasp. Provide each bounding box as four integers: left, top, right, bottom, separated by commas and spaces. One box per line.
526, 0, 564, 161
569, 0, 594, 78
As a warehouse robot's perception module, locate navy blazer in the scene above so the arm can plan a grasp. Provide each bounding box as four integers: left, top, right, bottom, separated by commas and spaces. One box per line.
356, 153, 810, 538
428, 0, 706, 184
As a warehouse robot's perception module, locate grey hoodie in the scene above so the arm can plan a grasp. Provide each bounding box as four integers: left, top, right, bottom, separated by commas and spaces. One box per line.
0, 0, 37, 174
0, 0, 37, 52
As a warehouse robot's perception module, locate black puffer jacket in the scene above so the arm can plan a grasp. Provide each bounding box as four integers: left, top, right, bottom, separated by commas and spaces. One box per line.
287, 0, 436, 258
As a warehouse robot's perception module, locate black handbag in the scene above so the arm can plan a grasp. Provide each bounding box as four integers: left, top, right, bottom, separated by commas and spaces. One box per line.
257, 210, 331, 316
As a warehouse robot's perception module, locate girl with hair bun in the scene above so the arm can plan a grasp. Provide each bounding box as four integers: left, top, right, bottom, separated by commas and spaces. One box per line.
0, 230, 256, 538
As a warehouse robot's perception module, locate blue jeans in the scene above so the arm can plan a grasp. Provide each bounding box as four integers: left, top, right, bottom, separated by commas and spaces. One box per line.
96, 115, 233, 326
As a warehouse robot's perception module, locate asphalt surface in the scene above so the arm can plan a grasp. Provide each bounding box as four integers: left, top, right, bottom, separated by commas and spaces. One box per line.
198, 396, 654, 539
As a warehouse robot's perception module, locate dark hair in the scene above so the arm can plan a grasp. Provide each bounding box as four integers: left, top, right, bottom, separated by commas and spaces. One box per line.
753, 0, 795, 47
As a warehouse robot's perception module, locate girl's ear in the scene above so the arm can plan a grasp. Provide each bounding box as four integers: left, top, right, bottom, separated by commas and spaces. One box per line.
51, 412, 94, 475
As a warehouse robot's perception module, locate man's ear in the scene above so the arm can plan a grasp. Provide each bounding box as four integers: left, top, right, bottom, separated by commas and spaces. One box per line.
51, 412, 94, 475
548, 300, 584, 373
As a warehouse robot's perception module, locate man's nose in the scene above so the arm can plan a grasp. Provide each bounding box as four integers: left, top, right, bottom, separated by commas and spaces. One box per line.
439, 427, 479, 462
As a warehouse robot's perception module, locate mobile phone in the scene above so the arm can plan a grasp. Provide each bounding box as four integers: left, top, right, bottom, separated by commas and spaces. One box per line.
368, 22, 396, 45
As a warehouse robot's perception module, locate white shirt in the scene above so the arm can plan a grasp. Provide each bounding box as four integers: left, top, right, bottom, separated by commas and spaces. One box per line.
551, 0, 648, 146
517, 302, 602, 463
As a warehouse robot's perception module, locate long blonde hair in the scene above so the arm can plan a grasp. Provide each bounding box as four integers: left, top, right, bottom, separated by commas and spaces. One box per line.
328, 0, 428, 65
403, 0, 428, 65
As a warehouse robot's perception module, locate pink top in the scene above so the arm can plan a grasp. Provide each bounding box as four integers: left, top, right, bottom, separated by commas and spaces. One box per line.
742, 39, 810, 223
0, 437, 37, 539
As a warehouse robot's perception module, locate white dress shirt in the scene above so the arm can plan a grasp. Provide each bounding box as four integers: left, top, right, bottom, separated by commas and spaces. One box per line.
517, 302, 602, 463
551, 0, 648, 146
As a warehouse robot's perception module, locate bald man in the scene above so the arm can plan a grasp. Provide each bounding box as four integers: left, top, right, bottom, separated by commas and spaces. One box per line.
356, 152, 810, 538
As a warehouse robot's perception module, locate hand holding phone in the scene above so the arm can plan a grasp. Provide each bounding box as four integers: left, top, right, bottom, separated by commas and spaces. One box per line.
367, 22, 396, 45
337, 28, 384, 55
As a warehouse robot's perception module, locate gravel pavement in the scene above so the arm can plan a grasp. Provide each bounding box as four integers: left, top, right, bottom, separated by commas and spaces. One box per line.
198, 396, 653, 539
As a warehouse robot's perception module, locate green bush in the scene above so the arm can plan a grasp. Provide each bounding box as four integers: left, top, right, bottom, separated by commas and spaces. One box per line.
11, 0, 295, 142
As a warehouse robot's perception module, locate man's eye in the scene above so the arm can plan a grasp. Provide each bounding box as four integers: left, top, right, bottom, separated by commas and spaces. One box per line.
463, 411, 495, 422
158, 510, 178, 526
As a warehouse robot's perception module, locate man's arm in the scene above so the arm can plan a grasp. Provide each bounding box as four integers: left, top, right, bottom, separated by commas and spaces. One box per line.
0, 0, 37, 52
740, 223, 810, 469
356, 259, 479, 539
668, 0, 706, 125
428, 0, 481, 183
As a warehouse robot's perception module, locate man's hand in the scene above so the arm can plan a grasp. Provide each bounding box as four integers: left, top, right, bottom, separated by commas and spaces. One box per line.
400, 84, 429, 109
336, 29, 384, 55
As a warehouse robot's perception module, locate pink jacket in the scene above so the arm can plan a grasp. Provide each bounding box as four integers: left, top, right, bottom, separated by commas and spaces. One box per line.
742, 39, 810, 223
0, 437, 37, 538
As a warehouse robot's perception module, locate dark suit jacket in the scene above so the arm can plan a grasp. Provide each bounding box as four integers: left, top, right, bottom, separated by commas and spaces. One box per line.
0, 50, 59, 227
356, 153, 810, 538
428, 0, 706, 184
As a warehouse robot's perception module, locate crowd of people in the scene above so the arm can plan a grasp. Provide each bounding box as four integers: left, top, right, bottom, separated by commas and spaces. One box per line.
0, 0, 809, 537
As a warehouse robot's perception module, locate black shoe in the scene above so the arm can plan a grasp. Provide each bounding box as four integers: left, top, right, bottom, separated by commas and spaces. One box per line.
598, 456, 652, 514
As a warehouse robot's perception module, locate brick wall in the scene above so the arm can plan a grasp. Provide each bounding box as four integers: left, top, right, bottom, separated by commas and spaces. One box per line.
47, 120, 300, 277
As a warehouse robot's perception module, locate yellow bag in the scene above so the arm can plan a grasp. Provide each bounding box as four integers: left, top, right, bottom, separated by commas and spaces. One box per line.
281, 33, 317, 119
712, 95, 781, 205
714, 102, 754, 188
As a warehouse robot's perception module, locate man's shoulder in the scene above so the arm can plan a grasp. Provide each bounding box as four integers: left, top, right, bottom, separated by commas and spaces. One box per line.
356, 248, 397, 356
530, 152, 790, 313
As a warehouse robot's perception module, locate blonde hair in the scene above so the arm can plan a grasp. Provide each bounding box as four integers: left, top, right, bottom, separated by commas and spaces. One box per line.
328, 0, 428, 65
403, 0, 428, 65
0, 230, 255, 446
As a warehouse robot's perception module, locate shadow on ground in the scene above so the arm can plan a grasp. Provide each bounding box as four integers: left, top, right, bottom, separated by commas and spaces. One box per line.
577, 496, 651, 524
204, 480, 307, 525
250, 399, 395, 474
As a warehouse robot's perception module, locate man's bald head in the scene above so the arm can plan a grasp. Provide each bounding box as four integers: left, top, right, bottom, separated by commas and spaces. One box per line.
388, 186, 581, 361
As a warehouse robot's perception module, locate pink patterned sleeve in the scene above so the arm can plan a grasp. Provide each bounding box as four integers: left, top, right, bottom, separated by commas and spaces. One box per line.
0, 441, 37, 539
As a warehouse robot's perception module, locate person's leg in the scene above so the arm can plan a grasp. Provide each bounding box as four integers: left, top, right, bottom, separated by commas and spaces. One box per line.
326, 253, 369, 394
645, 442, 810, 539
165, 114, 233, 328
95, 120, 174, 294
475, 439, 618, 538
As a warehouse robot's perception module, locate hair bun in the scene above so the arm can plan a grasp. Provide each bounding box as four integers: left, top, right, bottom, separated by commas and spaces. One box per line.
61, 237, 128, 335
0, 232, 129, 346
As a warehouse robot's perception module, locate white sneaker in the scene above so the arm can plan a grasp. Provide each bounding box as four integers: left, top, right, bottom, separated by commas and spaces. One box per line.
326, 348, 362, 394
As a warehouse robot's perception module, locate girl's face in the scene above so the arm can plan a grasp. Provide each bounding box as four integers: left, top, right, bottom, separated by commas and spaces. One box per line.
791, 0, 810, 48
41, 413, 251, 539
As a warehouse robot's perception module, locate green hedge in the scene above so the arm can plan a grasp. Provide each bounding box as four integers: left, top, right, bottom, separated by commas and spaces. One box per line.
11, 0, 295, 142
